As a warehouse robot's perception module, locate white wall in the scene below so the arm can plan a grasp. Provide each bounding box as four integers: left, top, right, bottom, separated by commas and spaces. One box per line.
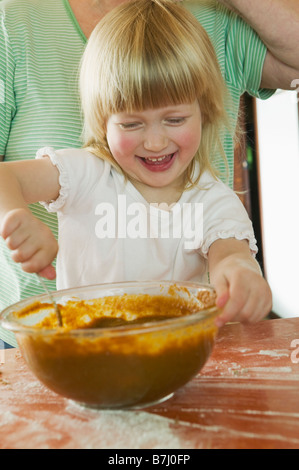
255, 90, 299, 317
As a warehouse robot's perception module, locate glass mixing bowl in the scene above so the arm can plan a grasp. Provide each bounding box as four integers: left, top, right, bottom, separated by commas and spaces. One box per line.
0, 281, 219, 409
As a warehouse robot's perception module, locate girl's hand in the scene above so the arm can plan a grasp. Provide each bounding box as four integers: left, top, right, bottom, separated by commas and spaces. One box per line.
0, 208, 58, 280
208, 239, 272, 327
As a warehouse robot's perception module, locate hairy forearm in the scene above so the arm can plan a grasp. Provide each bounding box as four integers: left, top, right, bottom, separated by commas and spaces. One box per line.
218, 0, 299, 72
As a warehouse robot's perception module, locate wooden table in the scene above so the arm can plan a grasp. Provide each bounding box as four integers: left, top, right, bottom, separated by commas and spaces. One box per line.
1, 317, 299, 450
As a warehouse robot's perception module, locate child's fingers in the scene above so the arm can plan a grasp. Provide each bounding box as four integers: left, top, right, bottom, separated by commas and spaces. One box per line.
2, 211, 36, 253
0, 209, 27, 239
213, 274, 229, 307
38, 265, 57, 280
214, 273, 251, 326
1, 218, 21, 241
6, 234, 28, 252
216, 289, 229, 309
216, 297, 249, 326
212, 277, 230, 326
1, 209, 58, 279
9, 237, 40, 263
4, 228, 29, 251
215, 281, 272, 327
10, 235, 58, 275
215, 297, 244, 327
20, 248, 56, 274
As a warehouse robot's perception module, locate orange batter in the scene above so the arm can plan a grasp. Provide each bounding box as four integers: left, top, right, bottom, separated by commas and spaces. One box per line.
14, 286, 219, 408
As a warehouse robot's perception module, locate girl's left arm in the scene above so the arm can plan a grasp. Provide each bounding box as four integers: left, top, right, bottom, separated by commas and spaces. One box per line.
208, 238, 272, 327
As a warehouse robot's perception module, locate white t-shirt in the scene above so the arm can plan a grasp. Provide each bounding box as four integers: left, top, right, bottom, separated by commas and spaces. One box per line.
37, 147, 257, 290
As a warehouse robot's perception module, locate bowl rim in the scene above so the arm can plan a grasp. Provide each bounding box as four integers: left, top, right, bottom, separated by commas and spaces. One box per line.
0, 280, 219, 338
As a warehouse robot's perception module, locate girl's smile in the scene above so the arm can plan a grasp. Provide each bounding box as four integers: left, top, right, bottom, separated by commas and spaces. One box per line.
106, 101, 202, 202
137, 151, 176, 172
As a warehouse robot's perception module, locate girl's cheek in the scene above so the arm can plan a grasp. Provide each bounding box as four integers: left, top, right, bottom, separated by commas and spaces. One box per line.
119, 135, 137, 153
178, 129, 201, 153
109, 133, 137, 157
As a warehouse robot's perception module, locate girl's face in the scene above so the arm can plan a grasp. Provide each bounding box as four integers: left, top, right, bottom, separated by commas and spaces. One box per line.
106, 101, 202, 201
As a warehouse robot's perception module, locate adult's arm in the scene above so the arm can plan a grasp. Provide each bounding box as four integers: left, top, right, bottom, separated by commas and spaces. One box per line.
218, 0, 299, 89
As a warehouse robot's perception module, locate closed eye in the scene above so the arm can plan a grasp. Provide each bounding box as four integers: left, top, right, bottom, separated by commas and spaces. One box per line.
165, 117, 187, 125
118, 122, 142, 130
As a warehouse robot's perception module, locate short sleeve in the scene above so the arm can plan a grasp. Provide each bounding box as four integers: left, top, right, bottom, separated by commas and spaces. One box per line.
198, 178, 258, 257
0, 8, 16, 156
221, 6, 276, 99
36, 147, 71, 212
35, 146, 109, 214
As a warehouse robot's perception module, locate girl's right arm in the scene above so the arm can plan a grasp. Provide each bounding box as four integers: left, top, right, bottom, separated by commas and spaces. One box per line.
0, 157, 60, 279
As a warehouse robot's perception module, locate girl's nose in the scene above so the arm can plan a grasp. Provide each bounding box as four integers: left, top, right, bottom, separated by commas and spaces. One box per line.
143, 127, 168, 152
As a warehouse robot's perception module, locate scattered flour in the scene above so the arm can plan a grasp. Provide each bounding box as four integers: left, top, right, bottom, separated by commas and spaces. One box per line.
65, 402, 185, 449
0, 399, 189, 449
258, 349, 289, 358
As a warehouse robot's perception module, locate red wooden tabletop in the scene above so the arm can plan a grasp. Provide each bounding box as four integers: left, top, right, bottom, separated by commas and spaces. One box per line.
1, 317, 299, 449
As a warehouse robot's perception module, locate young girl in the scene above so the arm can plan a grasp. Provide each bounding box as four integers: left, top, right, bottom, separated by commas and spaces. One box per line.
0, 0, 272, 327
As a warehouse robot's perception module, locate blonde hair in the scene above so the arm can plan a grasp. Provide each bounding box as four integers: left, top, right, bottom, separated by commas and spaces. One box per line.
80, 0, 231, 187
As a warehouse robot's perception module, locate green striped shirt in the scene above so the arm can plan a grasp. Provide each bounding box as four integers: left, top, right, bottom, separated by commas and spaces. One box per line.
0, 0, 273, 346
0, 0, 86, 346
